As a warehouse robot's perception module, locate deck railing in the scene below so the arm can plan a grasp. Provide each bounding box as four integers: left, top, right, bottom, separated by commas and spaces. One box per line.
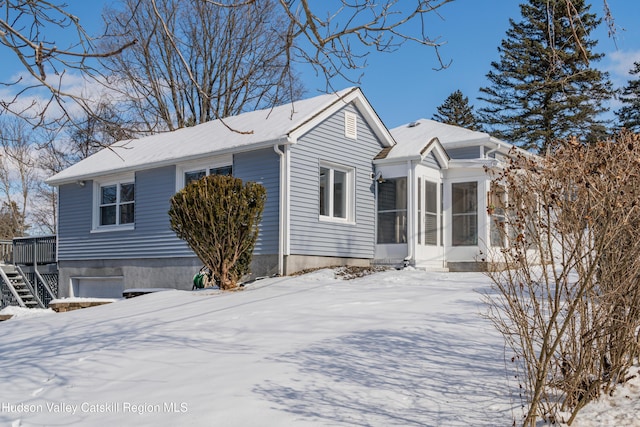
23, 270, 58, 307
12, 235, 57, 266
1, 235, 58, 309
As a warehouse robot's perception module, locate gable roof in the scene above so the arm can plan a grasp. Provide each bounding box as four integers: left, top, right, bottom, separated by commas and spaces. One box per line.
47, 87, 394, 185
380, 119, 513, 162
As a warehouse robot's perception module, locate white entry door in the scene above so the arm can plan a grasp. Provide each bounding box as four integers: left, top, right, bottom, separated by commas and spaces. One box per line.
415, 175, 444, 267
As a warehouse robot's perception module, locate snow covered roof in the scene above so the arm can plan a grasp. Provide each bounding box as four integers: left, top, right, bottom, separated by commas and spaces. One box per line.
47, 87, 394, 185
380, 119, 513, 162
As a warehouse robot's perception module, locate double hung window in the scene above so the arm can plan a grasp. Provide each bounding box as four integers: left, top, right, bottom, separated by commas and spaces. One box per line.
95, 178, 135, 230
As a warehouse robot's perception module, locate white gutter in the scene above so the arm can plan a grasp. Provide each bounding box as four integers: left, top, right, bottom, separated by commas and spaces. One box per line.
47, 137, 292, 186
485, 138, 506, 158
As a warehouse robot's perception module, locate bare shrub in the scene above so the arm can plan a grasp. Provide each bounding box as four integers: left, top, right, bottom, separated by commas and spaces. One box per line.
484, 131, 640, 426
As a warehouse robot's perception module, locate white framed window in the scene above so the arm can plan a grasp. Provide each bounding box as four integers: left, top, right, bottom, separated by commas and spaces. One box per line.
344, 111, 357, 139
418, 178, 440, 246
92, 174, 135, 231
451, 181, 478, 246
489, 183, 506, 247
176, 155, 233, 190
377, 177, 407, 244
424, 180, 438, 245
319, 161, 355, 223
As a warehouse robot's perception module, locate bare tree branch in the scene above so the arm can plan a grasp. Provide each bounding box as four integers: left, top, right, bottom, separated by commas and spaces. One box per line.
0, 0, 136, 128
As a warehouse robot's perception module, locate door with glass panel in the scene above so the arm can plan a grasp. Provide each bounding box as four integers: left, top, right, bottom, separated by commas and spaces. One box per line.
415, 176, 443, 263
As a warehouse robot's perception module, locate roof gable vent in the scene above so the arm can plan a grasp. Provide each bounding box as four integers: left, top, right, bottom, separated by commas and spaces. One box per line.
344, 111, 357, 139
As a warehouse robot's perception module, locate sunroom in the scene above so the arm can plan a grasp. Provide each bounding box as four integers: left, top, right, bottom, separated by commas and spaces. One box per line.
374, 119, 517, 271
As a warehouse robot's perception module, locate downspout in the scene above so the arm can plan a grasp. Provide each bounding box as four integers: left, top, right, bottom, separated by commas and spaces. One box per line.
404, 159, 415, 266
273, 143, 290, 276
373, 170, 383, 259
485, 139, 505, 158
441, 180, 447, 270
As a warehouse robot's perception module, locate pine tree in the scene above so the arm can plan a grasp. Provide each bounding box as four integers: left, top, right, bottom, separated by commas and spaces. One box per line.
616, 62, 640, 133
432, 90, 483, 131
479, 0, 612, 152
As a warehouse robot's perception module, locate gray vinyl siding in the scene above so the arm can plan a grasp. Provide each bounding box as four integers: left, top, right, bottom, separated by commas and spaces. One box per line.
58, 154, 280, 261
58, 166, 192, 261
234, 149, 280, 255
423, 151, 441, 169
447, 146, 481, 159
288, 104, 383, 259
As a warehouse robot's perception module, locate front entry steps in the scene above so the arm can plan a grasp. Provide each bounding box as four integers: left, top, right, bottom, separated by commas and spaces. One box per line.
415, 263, 450, 272
375, 259, 450, 272
420, 267, 450, 272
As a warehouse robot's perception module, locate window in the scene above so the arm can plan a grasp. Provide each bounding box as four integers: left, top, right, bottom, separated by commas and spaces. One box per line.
452, 182, 477, 246
184, 170, 206, 186
184, 165, 233, 186
177, 155, 233, 190
319, 163, 354, 221
424, 181, 438, 245
96, 180, 135, 229
418, 179, 441, 246
489, 184, 506, 247
377, 177, 407, 243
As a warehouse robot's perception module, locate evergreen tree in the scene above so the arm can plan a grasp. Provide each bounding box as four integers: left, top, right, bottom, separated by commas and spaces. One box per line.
616, 62, 640, 133
432, 90, 483, 131
169, 175, 266, 290
479, 0, 612, 152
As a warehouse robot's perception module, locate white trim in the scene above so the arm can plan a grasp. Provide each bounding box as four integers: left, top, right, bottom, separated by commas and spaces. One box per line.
405, 160, 414, 262
175, 154, 233, 191
318, 161, 356, 224
288, 88, 395, 148
92, 173, 135, 232
422, 138, 450, 169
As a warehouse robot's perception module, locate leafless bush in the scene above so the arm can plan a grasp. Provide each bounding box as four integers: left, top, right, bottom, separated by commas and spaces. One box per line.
484, 131, 640, 426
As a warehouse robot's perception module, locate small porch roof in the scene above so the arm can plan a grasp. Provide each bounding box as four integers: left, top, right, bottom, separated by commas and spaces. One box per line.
378, 119, 516, 163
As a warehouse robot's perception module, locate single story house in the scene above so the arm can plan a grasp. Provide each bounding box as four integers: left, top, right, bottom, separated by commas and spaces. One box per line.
47, 87, 519, 298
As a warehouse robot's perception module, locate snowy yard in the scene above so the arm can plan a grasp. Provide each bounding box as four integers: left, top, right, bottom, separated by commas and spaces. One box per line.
1, 269, 638, 426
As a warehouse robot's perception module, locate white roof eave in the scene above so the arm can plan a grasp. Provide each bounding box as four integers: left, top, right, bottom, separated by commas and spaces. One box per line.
373, 155, 422, 165
448, 158, 502, 168
46, 136, 292, 186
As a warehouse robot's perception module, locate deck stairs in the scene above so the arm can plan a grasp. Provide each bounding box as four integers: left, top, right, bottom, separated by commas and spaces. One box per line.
0, 264, 44, 309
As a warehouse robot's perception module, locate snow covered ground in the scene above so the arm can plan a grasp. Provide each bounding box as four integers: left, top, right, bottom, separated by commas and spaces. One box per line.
0, 269, 638, 426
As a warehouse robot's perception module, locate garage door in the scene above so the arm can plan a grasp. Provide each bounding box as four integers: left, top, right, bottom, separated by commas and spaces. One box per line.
72, 277, 124, 298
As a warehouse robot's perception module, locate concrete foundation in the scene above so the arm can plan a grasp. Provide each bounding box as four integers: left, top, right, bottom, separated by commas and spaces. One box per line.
57, 254, 373, 298
446, 261, 489, 272
283, 255, 370, 275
